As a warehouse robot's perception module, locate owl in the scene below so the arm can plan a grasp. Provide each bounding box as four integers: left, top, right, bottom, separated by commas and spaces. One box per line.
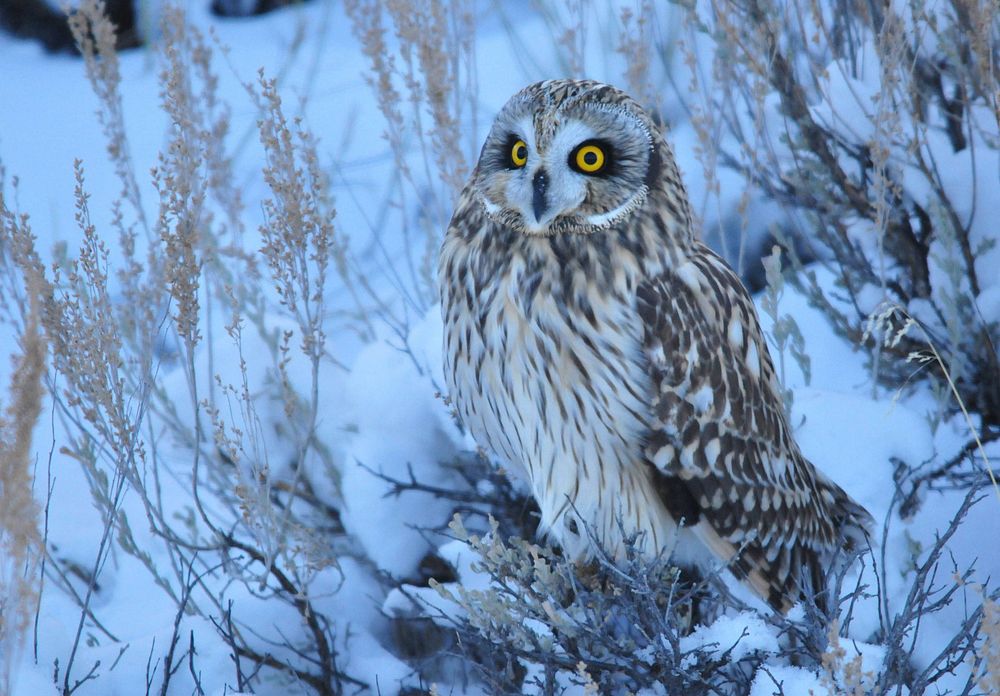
438, 79, 873, 612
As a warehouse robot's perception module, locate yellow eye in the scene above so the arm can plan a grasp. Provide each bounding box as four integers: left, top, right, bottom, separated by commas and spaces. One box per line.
574, 143, 606, 173
510, 139, 528, 167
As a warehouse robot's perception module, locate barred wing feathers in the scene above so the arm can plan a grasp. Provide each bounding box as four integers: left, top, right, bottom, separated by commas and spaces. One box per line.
637, 244, 873, 611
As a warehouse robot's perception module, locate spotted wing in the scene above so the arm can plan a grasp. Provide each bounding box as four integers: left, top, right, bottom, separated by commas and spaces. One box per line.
637, 244, 871, 611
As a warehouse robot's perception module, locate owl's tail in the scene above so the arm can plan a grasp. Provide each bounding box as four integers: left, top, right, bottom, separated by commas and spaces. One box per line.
689, 482, 874, 616
837, 492, 875, 551
686, 518, 798, 613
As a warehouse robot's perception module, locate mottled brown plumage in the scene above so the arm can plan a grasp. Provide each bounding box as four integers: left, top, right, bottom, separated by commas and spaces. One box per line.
439, 79, 872, 612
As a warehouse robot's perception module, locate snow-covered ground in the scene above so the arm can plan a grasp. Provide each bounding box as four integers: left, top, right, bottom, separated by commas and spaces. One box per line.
1, 1, 998, 694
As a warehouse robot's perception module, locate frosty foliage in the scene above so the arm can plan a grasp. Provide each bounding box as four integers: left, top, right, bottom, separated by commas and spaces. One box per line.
0, 197, 46, 696
674, 0, 1000, 454
4, 2, 357, 693
0, 1, 998, 695
415, 508, 795, 695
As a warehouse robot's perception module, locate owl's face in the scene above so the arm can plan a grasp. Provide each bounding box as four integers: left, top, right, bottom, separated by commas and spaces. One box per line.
473, 80, 659, 235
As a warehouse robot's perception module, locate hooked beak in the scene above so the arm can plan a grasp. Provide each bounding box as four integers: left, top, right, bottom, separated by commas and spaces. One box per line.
532, 169, 549, 223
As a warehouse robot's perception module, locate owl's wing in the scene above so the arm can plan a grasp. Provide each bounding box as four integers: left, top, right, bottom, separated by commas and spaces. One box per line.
637, 244, 872, 611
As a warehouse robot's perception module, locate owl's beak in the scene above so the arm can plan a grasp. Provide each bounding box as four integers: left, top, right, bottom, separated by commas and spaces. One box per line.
531, 169, 549, 222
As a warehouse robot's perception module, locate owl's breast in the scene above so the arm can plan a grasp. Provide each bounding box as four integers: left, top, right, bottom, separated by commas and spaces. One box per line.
441, 233, 661, 548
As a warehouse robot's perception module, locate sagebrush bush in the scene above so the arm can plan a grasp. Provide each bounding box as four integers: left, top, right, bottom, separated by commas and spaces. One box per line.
404, 477, 997, 695
2, 1, 356, 693
672, 0, 1000, 463
1, 1, 998, 694
427, 514, 756, 695
0, 196, 46, 696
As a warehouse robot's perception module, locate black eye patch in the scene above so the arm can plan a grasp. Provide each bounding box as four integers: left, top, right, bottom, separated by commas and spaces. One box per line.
499, 133, 528, 170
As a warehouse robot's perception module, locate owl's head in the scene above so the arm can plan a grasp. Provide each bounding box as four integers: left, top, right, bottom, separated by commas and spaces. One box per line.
471, 80, 666, 236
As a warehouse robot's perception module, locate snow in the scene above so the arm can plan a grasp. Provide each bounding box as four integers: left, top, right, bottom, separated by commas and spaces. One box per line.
749, 665, 829, 696
339, 310, 463, 577
1, 1, 998, 694
680, 612, 780, 664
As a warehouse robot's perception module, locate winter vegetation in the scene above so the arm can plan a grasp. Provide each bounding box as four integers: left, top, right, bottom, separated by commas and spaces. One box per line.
0, 0, 998, 694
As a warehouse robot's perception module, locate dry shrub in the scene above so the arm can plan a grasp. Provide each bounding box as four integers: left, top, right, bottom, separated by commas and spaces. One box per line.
2, 1, 998, 694
344, 0, 476, 316
0, 186, 47, 696
973, 591, 1000, 694
426, 514, 747, 695
672, 0, 1000, 442
1, 1, 356, 693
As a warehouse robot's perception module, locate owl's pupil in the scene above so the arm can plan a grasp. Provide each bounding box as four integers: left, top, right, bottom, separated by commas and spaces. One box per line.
515, 145, 526, 160
583, 151, 597, 165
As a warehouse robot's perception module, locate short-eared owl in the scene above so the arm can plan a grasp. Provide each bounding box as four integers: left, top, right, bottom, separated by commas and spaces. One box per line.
439, 79, 872, 612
